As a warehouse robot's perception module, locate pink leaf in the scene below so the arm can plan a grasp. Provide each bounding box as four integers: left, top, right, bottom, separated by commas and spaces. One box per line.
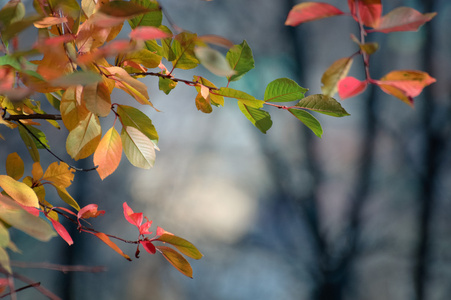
50, 219, 73, 245
77, 204, 105, 220
123, 202, 143, 228
140, 240, 156, 254
139, 219, 153, 235
348, 0, 382, 28
285, 2, 344, 26
338, 77, 368, 99
129, 26, 171, 41
369, 7, 436, 33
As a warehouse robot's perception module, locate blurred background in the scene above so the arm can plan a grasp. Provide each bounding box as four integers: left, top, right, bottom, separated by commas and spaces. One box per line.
1, 0, 450, 299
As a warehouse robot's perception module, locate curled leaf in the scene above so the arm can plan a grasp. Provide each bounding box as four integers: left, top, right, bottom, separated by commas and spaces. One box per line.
285, 2, 344, 26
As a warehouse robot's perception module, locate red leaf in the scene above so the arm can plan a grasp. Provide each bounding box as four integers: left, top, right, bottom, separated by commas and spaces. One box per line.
129, 26, 171, 41
77, 204, 105, 220
285, 2, 344, 26
50, 219, 73, 245
140, 240, 156, 254
374, 70, 436, 106
369, 7, 436, 33
93, 232, 131, 261
123, 202, 143, 228
348, 0, 382, 28
139, 219, 152, 235
338, 77, 368, 99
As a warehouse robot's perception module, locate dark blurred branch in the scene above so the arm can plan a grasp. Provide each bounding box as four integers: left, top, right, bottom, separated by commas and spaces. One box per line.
4, 114, 62, 121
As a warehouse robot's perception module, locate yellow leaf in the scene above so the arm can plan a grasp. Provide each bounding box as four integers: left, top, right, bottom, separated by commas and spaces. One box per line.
6, 152, 24, 180
61, 86, 90, 131
31, 162, 43, 181
94, 232, 131, 261
0, 175, 39, 207
321, 57, 353, 97
0, 247, 11, 274
66, 113, 102, 160
43, 162, 75, 188
52, 184, 80, 210
121, 126, 156, 169
93, 127, 122, 180
82, 81, 112, 117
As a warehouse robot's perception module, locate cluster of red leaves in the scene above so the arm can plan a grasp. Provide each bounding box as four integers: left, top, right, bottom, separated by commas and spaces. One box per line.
285, 0, 436, 106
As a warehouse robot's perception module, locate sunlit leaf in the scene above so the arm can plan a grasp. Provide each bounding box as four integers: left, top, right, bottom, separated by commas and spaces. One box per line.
122, 48, 162, 69
50, 71, 103, 88
61, 86, 90, 131
156, 234, 203, 260
116, 105, 158, 143
0, 195, 56, 241
66, 113, 102, 160
159, 76, 177, 95
93, 232, 131, 261
193, 76, 223, 106
171, 32, 199, 70
34, 16, 68, 28
195, 93, 212, 113
321, 57, 353, 97
82, 81, 112, 117
288, 109, 323, 138
6, 153, 24, 180
264, 78, 307, 102
348, 0, 382, 28
226, 40, 254, 82
78, 204, 105, 220
238, 102, 272, 134
285, 2, 344, 26
121, 126, 157, 169
156, 246, 193, 278
370, 7, 436, 33
43, 162, 75, 188
0, 175, 39, 208
31, 162, 43, 181
52, 184, 80, 211
338, 76, 368, 99
130, 26, 170, 40
215, 87, 264, 108
98, 0, 150, 18
140, 240, 156, 254
195, 47, 236, 77
94, 127, 123, 180
50, 219, 73, 245
295, 94, 350, 117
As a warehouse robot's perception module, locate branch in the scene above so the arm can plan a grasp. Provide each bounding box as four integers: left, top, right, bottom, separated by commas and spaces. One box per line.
9, 261, 106, 273
16, 120, 97, 172
4, 114, 62, 121
129, 72, 219, 90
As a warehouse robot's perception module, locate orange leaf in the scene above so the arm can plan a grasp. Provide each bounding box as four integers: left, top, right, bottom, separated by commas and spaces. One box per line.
34, 16, 68, 28
370, 7, 436, 33
94, 127, 122, 180
50, 219, 73, 245
31, 162, 44, 181
338, 76, 368, 99
285, 2, 344, 26
156, 246, 193, 278
375, 70, 436, 106
321, 57, 353, 97
348, 0, 382, 28
78, 204, 105, 220
93, 232, 131, 261
43, 162, 75, 188
6, 153, 24, 180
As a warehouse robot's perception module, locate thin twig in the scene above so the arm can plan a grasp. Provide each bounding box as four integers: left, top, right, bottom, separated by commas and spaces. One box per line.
9, 262, 106, 274
0, 282, 41, 299
5, 114, 62, 121
16, 120, 97, 172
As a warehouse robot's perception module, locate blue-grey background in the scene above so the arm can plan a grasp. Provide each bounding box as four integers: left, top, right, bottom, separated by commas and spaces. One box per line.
1, 0, 450, 299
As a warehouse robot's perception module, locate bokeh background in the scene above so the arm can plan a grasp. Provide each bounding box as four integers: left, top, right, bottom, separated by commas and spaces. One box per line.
1, 0, 450, 299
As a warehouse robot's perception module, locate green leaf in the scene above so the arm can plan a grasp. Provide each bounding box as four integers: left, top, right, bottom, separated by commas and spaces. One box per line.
0, 222, 10, 248
295, 94, 350, 117
51, 71, 103, 87
121, 126, 156, 169
171, 32, 199, 70
24, 125, 50, 149
158, 76, 177, 95
18, 126, 40, 162
156, 234, 203, 260
122, 48, 162, 69
116, 105, 158, 143
238, 102, 272, 134
264, 78, 308, 102
195, 93, 212, 114
0, 247, 11, 274
0, 1, 25, 27
215, 87, 263, 108
98, 1, 150, 18
0, 195, 56, 242
288, 108, 323, 138
194, 47, 236, 77
156, 245, 193, 278
226, 40, 254, 82
128, 0, 162, 28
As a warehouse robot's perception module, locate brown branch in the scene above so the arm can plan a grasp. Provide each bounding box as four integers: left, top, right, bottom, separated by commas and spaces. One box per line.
4, 114, 62, 121
9, 261, 106, 274
129, 72, 219, 90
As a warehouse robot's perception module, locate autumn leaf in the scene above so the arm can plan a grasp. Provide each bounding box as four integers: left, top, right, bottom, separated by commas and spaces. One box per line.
348, 0, 382, 28
116, 105, 159, 143
121, 126, 157, 169
0, 175, 39, 208
94, 127, 123, 180
338, 76, 368, 99
321, 57, 353, 97
195, 47, 236, 77
130, 26, 171, 40
375, 70, 436, 106
140, 240, 156, 254
285, 2, 344, 26
78, 204, 105, 220
369, 7, 436, 33
92, 232, 131, 261
50, 219, 73, 245
6, 152, 24, 180
43, 161, 75, 188
156, 234, 203, 260
66, 113, 102, 160
156, 246, 193, 278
